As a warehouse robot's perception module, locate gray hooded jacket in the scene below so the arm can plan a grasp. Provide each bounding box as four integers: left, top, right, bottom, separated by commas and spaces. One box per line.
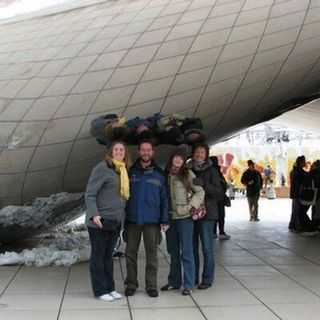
85, 161, 126, 229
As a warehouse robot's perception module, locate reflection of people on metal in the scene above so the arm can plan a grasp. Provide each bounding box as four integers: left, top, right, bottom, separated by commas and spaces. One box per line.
90, 113, 206, 147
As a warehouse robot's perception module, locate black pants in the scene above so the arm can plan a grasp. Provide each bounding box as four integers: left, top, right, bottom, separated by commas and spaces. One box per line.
247, 194, 260, 220
88, 227, 118, 297
214, 202, 226, 235
312, 200, 320, 228
289, 199, 315, 232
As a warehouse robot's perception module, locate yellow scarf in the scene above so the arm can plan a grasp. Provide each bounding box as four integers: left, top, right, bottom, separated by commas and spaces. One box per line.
112, 159, 130, 200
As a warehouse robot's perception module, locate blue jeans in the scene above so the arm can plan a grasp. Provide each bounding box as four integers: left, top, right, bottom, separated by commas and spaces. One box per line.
193, 220, 215, 285
88, 227, 118, 297
166, 218, 195, 290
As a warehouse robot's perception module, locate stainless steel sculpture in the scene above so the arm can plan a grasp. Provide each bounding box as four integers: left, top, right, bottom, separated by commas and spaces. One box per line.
1, 0, 320, 241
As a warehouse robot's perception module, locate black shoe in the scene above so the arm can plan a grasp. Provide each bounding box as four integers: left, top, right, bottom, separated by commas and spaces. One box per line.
182, 288, 192, 296
125, 288, 136, 296
198, 283, 212, 290
113, 251, 125, 258
146, 288, 159, 298
161, 284, 180, 291
219, 233, 231, 240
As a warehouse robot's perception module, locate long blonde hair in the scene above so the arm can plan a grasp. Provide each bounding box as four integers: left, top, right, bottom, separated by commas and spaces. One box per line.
105, 141, 131, 169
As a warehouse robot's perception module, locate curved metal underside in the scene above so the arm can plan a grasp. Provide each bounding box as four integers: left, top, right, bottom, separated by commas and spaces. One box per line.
272, 99, 320, 134
0, 0, 320, 209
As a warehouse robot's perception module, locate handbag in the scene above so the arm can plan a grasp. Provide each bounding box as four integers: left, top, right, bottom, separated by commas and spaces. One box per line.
299, 180, 318, 206
101, 218, 121, 232
191, 204, 207, 221
91, 217, 121, 232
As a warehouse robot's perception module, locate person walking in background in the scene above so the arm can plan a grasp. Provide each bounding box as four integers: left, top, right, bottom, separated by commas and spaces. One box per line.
189, 143, 225, 290
211, 156, 231, 240
263, 164, 276, 200
241, 160, 263, 222
85, 141, 130, 302
124, 140, 169, 298
162, 150, 204, 296
228, 178, 236, 200
311, 160, 320, 229
265, 177, 277, 200
263, 164, 273, 189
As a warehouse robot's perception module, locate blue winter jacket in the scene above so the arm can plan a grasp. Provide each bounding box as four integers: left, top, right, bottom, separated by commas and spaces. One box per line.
126, 160, 169, 225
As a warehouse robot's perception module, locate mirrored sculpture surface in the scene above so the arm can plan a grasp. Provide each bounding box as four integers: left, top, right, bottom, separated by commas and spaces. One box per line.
1, 0, 320, 241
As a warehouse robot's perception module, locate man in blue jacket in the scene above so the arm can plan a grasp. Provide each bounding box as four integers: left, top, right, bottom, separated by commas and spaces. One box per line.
125, 140, 169, 298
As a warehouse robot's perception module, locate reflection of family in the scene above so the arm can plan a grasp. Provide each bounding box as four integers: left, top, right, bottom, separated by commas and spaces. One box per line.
85, 140, 229, 301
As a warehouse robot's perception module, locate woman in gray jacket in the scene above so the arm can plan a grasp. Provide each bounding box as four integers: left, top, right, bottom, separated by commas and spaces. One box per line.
85, 141, 130, 302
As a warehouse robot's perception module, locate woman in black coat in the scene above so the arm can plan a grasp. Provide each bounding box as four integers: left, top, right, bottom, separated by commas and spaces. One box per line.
189, 144, 225, 290
210, 156, 231, 240
289, 156, 317, 234
310, 160, 320, 228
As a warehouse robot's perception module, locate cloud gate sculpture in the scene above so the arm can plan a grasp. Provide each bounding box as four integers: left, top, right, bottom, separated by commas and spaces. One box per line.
1, 0, 320, 241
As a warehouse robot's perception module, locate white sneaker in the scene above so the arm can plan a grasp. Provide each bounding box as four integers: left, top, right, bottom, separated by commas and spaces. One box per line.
110, 291, 122, 300
98, 294, 115, 302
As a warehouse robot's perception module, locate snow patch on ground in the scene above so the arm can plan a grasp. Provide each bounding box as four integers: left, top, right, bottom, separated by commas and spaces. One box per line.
0, 217, 90, 267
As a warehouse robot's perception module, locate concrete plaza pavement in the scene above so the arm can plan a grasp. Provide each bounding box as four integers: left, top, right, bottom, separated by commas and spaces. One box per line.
1, 199, 320, 320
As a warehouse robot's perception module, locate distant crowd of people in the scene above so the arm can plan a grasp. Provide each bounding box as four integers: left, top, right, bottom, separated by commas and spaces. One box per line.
240, 157, 320, 231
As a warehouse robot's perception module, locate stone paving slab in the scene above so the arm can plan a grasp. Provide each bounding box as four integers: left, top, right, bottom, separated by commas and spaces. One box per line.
1, 199, 320, 319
